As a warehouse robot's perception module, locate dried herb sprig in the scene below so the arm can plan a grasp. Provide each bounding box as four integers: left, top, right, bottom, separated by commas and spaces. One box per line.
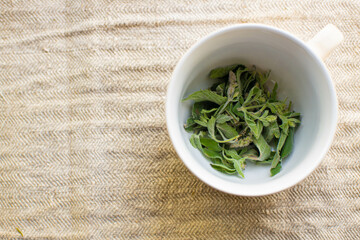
183, 64, 301, 177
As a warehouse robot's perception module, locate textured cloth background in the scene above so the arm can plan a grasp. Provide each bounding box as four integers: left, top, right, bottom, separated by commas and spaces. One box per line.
0, 0, 359, 239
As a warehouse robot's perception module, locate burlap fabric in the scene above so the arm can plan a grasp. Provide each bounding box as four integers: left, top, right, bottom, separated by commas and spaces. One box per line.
0, 0, 359, 239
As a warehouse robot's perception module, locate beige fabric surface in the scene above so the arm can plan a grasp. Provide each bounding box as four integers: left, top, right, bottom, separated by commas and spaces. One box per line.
0, 0, 359, 239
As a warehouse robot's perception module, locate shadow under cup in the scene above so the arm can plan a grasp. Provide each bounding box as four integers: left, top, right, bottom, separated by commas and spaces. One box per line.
169, 25, 337, 195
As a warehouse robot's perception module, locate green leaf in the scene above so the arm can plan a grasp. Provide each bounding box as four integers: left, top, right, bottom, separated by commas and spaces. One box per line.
253, 135, 271, 161
288, 101, 292, 111
265, 115, 277, 122
280, 127, 295, 159
262, 120, 270, 127
256, 70, 270, 88
270, 152, 280, 168
244, 113, 262, 139
216, 114, 233, 124
242, 149, 258, 159
288, 117, 301, 124
184, 117, 196, 132
207, 116, 216, 140
209, 64, 239, 79
211, 163, 237, 174
225, 109, 240, 123
200, 114, 209, 122
228, 149, 257, 166
279, 114, 300, 134
216, 122, 238, 139
270, 82, 278, 100
253, 158, 273, 165
185, 63, 300, 178
215, 71, 238, 116
202, 148, 222, 160
288, 121, 296, 128
216, 83, 225, 96
236, 67, 247, 94
286, 112, 301, 118
200, 137, 222, 151
210, 79, 226, 91
221, 158, 234, 168
234, 160, 245, 178
260, 110, 269, 118
256, 120, 263, 138
252, 111, 262, 118
201, 108, 217, 115
243, 86, 261, 106
194, 119, 207, 127
183, 90, 227, 105
267, 102, 286, 115
264, 121, 280, 142
247, 110, 272, 128
243, 71, 256, 93
224, 149, 240, 160
232, 102, 244, 118
270, 162, 282, 176
192, 102, 206, 119
276, 130, 288, 154
190, 134, 202, 150
280, 122, 289, 136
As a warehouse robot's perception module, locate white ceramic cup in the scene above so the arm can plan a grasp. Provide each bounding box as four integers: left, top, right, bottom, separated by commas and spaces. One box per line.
166, 24, 343, 196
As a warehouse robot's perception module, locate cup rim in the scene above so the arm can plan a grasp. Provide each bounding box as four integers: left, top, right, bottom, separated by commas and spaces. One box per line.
166, 23, 338, 196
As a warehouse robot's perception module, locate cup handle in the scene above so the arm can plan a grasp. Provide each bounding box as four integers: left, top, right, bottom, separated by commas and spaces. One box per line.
307, 24, 344, 60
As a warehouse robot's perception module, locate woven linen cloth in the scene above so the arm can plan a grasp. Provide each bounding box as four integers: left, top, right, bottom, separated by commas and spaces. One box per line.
0, 0, 359, 239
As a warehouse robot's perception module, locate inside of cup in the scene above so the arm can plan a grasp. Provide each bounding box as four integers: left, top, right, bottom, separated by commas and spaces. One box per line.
176, 25, 336, 188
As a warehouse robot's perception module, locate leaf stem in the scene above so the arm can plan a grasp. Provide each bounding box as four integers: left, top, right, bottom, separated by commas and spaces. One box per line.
244, 105, 264, 110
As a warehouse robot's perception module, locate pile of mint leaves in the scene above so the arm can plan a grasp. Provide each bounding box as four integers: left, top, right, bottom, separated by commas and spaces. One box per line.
183, 64, 301, 177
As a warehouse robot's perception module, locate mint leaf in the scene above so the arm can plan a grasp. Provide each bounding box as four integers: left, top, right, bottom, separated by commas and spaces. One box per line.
264, 121, 280, 142
192, 102, 206, 119
216, 122, 238, 139
234, 159, 245, 178
216, 83, 225, 96
194, 119, 207, 127
201, 108, 217, 115
236, 67, 247, 94
190, 134, 202, 150
244, 112, 262, 139
184, 117, 196, 132
202, 148, 222, 160
183, 90, 227, 105
207, 116, 216, 140
243, 86, 261, 106
270, 152, 280, 169
256, 70, 270, 88
211, 163, 237, 174
281, 127, 295, 159
183, 63, 301, 178
209, 64, 239, 79
270, 162, 282, 176
253, 135, 271, 161
265, 115, 277, 122
200, 137, 222, 151
270, 82, 278, 101
216, 114, 233, 124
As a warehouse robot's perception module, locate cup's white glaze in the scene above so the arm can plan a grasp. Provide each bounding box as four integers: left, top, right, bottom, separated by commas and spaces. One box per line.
166, 24, 342, 196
